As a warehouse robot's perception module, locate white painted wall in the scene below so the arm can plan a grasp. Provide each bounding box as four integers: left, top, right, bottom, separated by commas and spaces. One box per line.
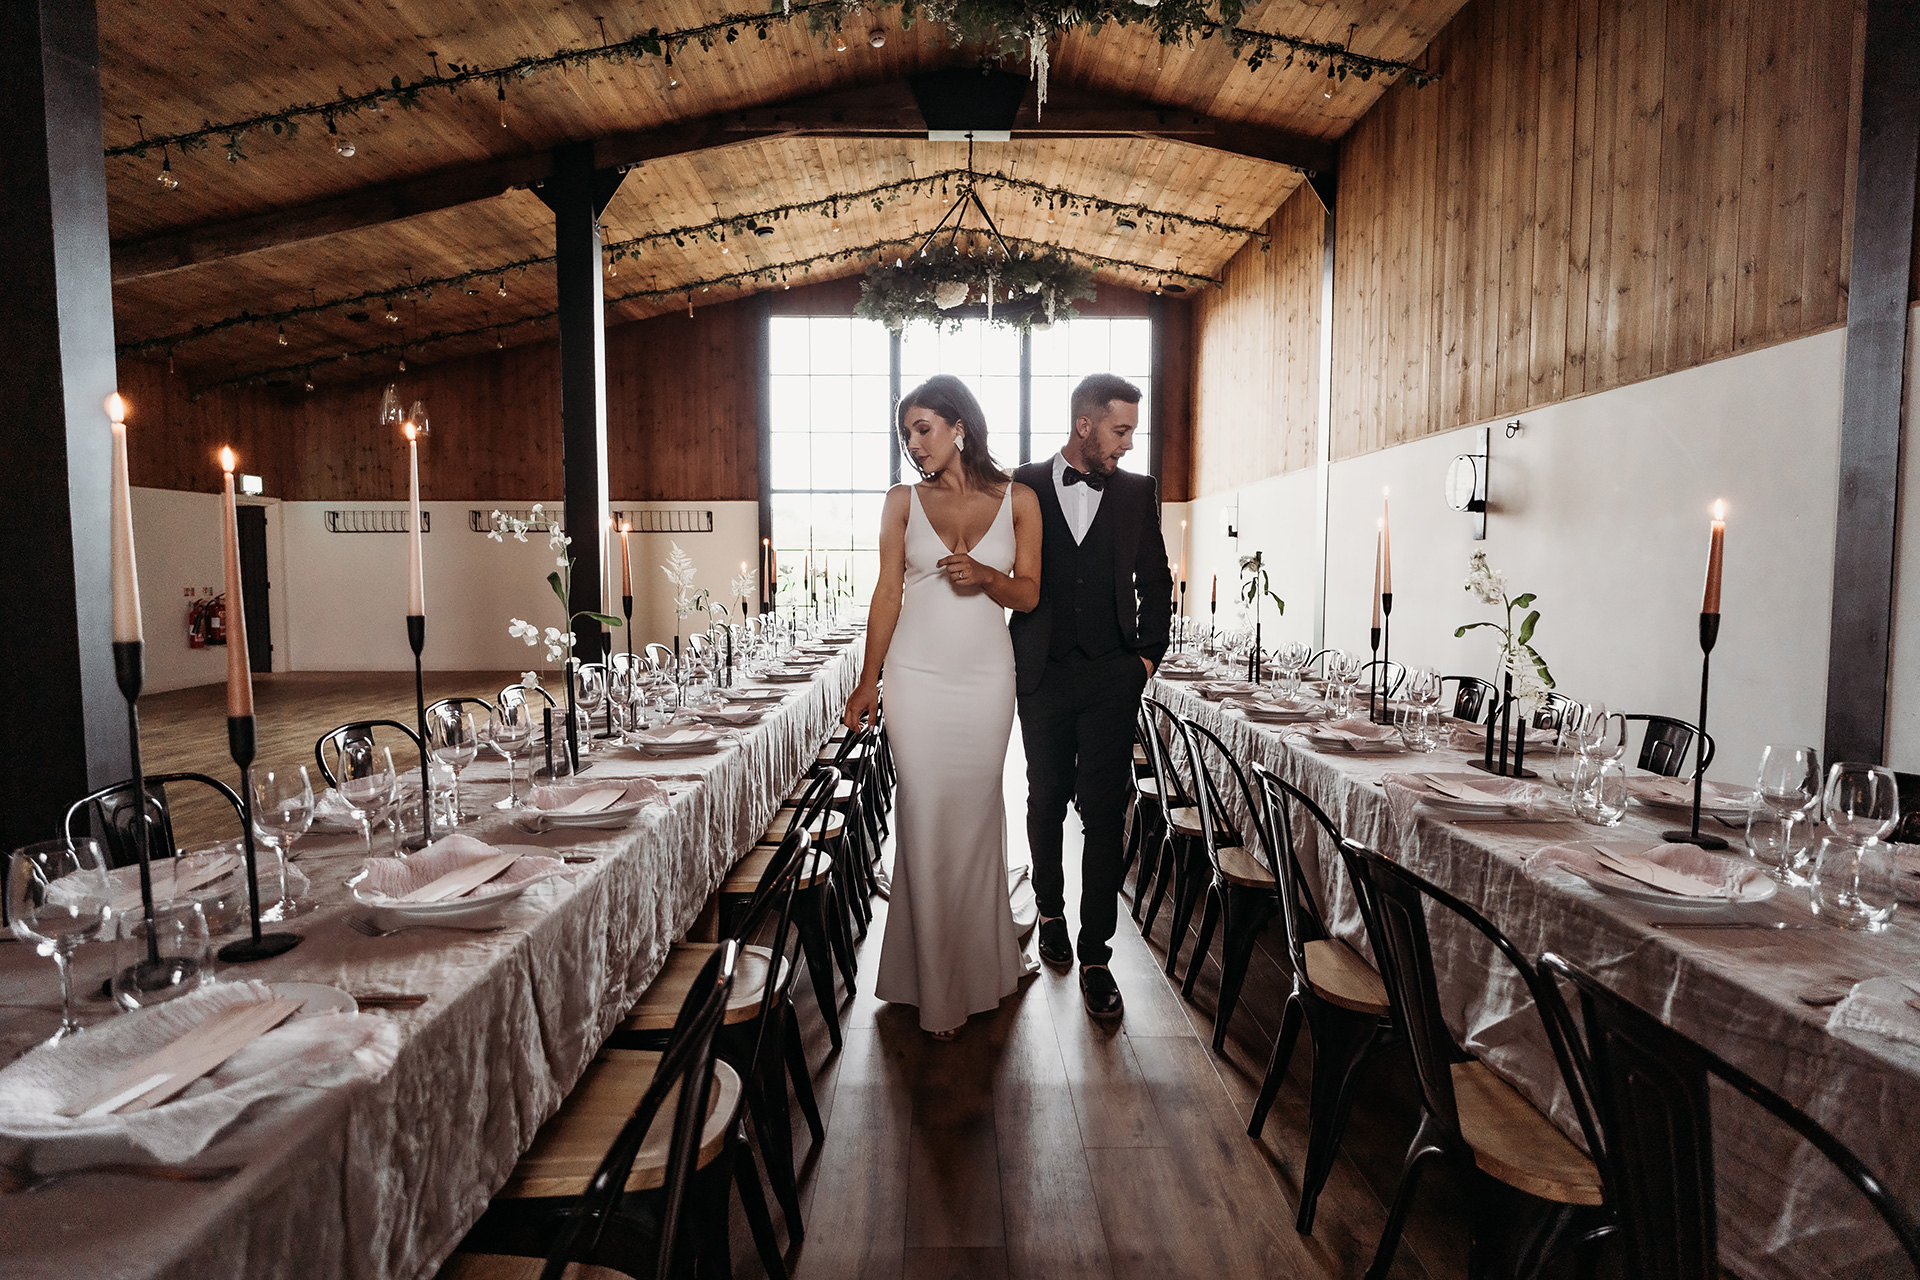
1186, 308, 1920, 781
130, 488, 289, 694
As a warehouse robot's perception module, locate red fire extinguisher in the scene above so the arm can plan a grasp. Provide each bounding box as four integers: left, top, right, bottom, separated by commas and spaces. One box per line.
207, 593, 227, 647
187, 594, 228, 648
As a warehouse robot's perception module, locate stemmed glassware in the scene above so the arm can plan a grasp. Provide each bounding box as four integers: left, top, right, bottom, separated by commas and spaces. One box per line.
7, 839, 111, 1043
1277, 641, 1311, 699
491, 701, 534, 810
253, 765, 316, 919
1813, 762, 1903, 931
1749, 744, 1820, 885
427, 707, 479, 825
340, 744, 400, 857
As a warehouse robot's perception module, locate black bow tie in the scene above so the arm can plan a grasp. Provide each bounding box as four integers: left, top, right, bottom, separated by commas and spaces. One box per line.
1062, 465, 1107, 492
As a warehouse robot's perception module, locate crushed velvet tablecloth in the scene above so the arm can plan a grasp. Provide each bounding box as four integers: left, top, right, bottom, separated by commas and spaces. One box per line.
0, 644, 857, 1280
1153, 678, 1920, 1280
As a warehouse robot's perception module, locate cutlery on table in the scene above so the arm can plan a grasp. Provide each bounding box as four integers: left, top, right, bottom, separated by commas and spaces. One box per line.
398, 850, 521, 904
343, 914, 504, 939
64, 997, 306, 1118
1650, 920, 1818, 930
347, 992, 431, 1009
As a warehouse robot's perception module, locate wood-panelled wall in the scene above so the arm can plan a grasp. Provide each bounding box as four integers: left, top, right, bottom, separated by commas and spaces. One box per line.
1328, 0, 1867, 460
1189, 186, 1326, 496
121, 299, 764, 501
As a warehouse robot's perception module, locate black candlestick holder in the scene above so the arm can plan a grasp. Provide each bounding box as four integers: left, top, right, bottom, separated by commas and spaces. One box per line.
1368, 624, 1382, 722
622, 593, 634, 664
1665, 612, 1728, 849
111, 641, 161, 973
216, 715, 301, 963
1381, 591, 1394, 723
596, 631, 617, 740
406, 614, 434, 849
1469, 670, 1538, 779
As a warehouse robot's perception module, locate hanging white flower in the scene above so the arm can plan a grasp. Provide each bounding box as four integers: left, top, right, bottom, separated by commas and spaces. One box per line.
933, 280, 969, 310
520, 671, 541, 690
508, 617, 539, 644
661, 541, 708, 619
1029, 21, 1050, 118
1464, 550, 1506, 606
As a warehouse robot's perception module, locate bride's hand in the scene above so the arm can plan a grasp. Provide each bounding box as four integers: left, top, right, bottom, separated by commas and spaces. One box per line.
844, 681, 880, 730
937, 553, 997, 590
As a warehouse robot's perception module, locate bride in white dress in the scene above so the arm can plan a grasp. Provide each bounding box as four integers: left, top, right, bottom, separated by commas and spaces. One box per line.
844, 375, 1043, 1038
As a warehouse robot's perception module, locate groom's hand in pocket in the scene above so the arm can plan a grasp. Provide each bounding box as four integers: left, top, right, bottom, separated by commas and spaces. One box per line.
1139, 656, 1155, 678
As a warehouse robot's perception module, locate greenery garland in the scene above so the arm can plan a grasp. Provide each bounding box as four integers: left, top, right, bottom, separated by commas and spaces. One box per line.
118, 167, 1232, 358
105, 2, 1434, 168
188, 230, 1213, 392
855, 244, 1095, 332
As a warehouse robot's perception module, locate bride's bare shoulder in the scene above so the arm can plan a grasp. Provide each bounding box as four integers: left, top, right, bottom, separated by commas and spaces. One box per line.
1008, 480, 1041, 516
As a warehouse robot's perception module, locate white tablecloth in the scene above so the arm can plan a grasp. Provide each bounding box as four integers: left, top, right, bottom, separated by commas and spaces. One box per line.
0, 645, 858, 1280
1153, 679, 1920, 1280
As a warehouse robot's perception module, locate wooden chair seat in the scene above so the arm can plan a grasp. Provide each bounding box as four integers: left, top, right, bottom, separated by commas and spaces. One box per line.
726, 847, 832, 895
1214, 844, 1275, 889
1450, 1060, 1605, 1206
1303, 939, 1390, 1016
1134, 774, 1164, 798
1133, 742, 1149, 766
438, 1256, 629, 1280
1167, 805, 1203, 837
756, 807, 846, 845
496, 1052, 742, 1200
787, 776, 855, 805
620, 943, 787, 1033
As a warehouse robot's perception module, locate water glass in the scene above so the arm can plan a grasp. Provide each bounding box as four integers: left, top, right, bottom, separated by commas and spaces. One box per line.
1395, 704, 1440, 753
1824, 762, 1900, 845
1754, 744, 1821, 884
7, 839, 111, 1043
1572, 757, 1629, 827
112, 900, 211, 1010
1745, 809, 1815, 887
172, 840, 250, 935
1812, 834, 1901, 932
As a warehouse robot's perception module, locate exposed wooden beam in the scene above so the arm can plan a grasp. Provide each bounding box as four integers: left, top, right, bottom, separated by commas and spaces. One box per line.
110, 74, 1329, 284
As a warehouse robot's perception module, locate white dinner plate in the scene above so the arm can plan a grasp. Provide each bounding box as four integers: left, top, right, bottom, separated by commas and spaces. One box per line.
1542, 844, 1778, 909
269, 983, 359, 1019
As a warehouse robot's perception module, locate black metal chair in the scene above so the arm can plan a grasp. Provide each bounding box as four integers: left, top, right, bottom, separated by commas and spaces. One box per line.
63, 773, 245, 870
449, 942, 741, 1280
1134, 696, 1193, 927
1623, 713, 1715, 778
1139, 698, 1209, 973
1529, 691, 1579, 734
644, 643, 677, 673
1122, 704, 1169, 895
1442, 675, 1499, 724
425, 695, 497, 725
1355, 659, 1407, 700
1245, 765, 1397, 1235
497, 681, 558, 713
1892, 771, 1919, 846
1538, 952, 1920, 1278
1175, 716, 1277, 1051
614, 805, 819, 1275
313, 719, 429, 789
1340, 844, 1612, 1279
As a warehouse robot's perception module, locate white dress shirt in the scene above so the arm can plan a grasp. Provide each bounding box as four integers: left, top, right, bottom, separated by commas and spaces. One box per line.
1051, 451, 1104, 545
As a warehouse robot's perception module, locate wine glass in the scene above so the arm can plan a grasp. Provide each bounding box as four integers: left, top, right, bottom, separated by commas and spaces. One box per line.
112, 900, 211, 1010
7, 839, 111, 1043
574, 667, 607, 755
1812, 763, 1902, 931
1753, 744, 1821, 884
340, 743, 399, 857
491, 701, 534, 810
428, 707, 479, 825
253, 766, 316, 918
1403, 667, 1442, 710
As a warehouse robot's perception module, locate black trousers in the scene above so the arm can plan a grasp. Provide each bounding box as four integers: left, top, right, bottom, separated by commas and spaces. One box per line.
1018, 650, 1150, 967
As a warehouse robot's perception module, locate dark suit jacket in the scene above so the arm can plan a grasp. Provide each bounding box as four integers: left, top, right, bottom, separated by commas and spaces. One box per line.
1009, 460, 1174, 695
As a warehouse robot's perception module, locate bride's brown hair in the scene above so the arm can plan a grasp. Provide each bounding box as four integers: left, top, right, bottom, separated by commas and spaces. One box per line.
898, 375, 1007, 493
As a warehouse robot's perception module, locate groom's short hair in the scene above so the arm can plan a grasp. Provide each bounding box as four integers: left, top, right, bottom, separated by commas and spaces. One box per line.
1070, 373, 1142, 426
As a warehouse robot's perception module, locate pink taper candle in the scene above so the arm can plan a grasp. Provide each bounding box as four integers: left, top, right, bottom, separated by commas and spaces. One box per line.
1702, 500, 1726, 615
620, 523, 633, 596
106, 394, 143, 643
404, 423, 425, 616
1372, 521, 1383, 629
219, 447, 254, 716
1381, 487, 1392, 593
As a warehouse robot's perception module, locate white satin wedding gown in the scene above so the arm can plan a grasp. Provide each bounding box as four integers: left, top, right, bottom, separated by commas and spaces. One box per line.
874, 484, 1028, 1032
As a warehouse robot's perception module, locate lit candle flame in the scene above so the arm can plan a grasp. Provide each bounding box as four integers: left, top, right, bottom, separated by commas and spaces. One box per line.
403, 422, 416, 442
219, 446, 236, 473
105, 393, 127, 424
1713, 499, 1725, 520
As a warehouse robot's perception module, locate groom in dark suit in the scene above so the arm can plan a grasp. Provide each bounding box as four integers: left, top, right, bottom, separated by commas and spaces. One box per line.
1010, 373, 1173, 1019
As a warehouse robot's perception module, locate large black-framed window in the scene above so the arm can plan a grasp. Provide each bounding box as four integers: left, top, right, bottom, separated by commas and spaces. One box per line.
766, 313, 1155, 602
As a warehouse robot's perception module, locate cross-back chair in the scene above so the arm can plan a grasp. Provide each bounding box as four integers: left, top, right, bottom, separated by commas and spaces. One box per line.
1245, 764, 1397, 1235
1442, 675, 1499, 724
1134, 698, 1202, 951
645, 643, 677, 673
1340, 844, 1611, 1279
1623, 713, 1715, 778
63, 773, 245, 870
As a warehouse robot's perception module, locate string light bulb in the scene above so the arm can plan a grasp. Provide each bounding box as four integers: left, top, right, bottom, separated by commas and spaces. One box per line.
277, 324, 288, 346
157, 150, 178, 190
328, 117, 354, 157
497, 278, 508, 297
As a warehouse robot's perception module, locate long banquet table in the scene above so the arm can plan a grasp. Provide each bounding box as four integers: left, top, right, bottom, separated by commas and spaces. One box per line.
1153, 677, 1920, 1280
0, 642, 859, 1280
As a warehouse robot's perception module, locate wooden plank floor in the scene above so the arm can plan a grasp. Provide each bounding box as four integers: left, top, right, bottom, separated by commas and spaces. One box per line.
740, 740, 1490, 1280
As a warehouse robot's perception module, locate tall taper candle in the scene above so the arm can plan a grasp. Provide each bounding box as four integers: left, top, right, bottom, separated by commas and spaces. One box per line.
620, 522, 633, 597
1372, 521, 1383, 629
107, 395, 142, 643
1381, 487, 1392, 593
219, 448, 254, 717
404, 423, 425, 615
1210, 574, 1217, 609
1702, 499, 1726, 614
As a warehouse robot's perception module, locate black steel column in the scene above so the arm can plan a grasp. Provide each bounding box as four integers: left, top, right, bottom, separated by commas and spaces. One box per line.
0, 0, 127, 851
537, 143, 626, 658
754, 294, 774, 583
1824, 0, 1920, 764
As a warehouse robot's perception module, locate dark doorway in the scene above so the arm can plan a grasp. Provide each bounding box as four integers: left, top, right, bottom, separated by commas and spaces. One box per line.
237, 506, 272, 674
